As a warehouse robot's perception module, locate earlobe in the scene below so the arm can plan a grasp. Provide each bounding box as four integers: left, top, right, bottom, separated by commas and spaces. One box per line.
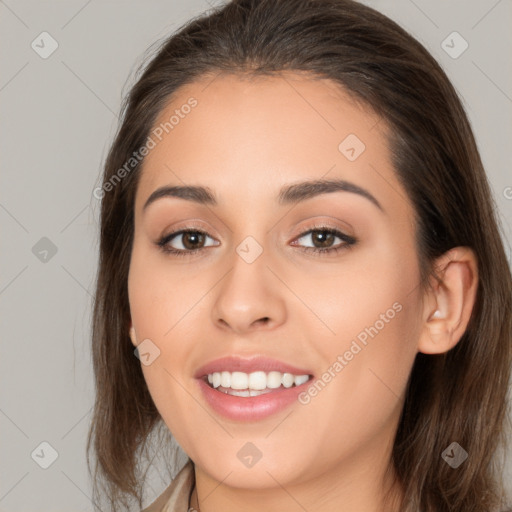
418, 247, 478, 355
129, 324, 137, 346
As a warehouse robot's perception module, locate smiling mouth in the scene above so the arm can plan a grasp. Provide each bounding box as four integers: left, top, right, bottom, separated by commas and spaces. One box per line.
202, 370, 313, 397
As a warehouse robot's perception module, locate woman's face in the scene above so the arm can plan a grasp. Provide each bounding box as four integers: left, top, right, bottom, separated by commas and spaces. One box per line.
128, 72, 424, 499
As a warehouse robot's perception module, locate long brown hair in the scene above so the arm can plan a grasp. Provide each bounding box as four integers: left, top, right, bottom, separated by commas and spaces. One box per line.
87, 0, 512, 510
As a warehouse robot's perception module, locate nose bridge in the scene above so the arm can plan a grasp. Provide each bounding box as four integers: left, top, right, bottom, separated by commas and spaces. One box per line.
211, 228, 286, 332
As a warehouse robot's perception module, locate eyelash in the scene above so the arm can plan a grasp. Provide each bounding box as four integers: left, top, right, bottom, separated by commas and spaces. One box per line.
156, 224, 357, 258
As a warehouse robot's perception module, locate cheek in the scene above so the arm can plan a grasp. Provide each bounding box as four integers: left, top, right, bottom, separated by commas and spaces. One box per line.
306, 240, 421, 408
127, 245, 208, 414
127, 242, 200, 339
128, 262, 198, 437
297, 237, 419, 352
293, 285, 420, 467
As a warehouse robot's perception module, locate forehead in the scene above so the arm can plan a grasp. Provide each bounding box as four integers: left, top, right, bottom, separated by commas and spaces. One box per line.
134, 71, 409, 218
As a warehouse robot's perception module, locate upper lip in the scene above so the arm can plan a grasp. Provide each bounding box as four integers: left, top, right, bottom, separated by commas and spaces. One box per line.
194, 355, 314, 379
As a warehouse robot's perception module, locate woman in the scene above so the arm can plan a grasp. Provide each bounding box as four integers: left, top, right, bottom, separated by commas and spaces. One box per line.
87, 0, 512, 511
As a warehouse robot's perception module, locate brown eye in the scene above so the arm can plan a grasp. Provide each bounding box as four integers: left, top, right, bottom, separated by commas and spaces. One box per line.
157, 229, 218, 256
156, 225, 356, 258
293, 227, 357, 255
309, 230, 336, 248
180, 231, 206, 250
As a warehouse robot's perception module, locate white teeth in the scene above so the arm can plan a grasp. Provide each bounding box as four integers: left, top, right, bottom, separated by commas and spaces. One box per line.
294, 375, 309, 386
282, 373, 294, 388
220, 371, 231, 388
248, 371, 267, 390
207, 370, 310, 391
230, 371, 248, 390
266, 371, 282, 389
249, 389, 268, 397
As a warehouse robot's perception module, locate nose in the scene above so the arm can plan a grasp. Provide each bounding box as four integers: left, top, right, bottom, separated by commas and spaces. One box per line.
211, 245, 287, 335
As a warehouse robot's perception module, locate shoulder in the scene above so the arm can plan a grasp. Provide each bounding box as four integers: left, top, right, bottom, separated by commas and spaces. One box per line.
142, 459, 195, 512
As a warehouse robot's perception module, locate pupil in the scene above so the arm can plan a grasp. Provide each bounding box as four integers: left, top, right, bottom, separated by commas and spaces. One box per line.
184, 232, 204, 250
314, 231, 334, 248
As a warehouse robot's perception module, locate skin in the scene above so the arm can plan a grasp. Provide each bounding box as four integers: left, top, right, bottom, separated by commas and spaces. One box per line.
127, 72, 478, 512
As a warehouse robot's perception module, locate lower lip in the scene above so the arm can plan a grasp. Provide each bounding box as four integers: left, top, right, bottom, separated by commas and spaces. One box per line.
196, 377, 312, 422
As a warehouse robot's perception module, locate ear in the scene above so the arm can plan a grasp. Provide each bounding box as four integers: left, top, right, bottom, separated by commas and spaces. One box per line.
418, 246, 478, 355
129, 323, 138, 347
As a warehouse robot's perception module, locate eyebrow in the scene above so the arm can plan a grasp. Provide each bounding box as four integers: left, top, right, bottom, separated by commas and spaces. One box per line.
142, 178, 384, 213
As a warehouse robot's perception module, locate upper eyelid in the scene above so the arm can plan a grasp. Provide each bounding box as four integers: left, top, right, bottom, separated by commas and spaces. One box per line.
161, 224, 351, 244
157, 213, 353, 238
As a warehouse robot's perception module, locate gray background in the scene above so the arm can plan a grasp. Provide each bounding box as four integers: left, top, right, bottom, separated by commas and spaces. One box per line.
1, 0, 511, 510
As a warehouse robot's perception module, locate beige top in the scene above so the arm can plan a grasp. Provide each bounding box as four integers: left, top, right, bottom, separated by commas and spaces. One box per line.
142, 460, 195, 512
